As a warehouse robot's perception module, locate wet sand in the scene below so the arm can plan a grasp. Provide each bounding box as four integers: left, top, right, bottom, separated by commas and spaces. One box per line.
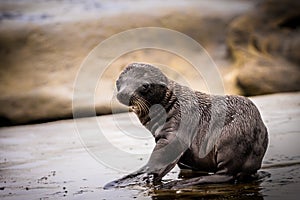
0, 92, 300, 199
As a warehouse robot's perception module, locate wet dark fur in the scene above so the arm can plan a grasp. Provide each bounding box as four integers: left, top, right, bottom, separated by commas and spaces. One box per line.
105, 63, 268, 189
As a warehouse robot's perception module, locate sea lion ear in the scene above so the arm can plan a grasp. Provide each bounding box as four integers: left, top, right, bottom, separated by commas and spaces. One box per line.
157, 82, 168, 89
158, 75, 169, 88
159, 82, 167, 87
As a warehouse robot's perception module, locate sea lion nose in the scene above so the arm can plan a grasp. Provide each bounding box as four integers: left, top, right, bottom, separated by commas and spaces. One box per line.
117, 90, 131, 106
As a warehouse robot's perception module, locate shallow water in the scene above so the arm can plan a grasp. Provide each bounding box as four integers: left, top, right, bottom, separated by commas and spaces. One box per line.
0, 93, 300, 199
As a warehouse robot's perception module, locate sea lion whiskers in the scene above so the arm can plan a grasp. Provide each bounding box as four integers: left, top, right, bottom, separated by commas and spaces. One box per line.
130, 94, 150, 116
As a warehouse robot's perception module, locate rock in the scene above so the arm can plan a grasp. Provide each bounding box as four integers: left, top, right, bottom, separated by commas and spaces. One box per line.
0, 0, 252, 125
236, 58, 300, 96
0, 87, 73, 126
227, 0, 300, 96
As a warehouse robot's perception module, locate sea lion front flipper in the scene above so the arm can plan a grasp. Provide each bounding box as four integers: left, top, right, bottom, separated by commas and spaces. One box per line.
143, 133, 188, 182
103, 170, 152, 189
104, 132, 188, 189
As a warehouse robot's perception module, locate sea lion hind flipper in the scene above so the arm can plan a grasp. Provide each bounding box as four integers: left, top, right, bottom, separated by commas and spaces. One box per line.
159, 174, 234, 190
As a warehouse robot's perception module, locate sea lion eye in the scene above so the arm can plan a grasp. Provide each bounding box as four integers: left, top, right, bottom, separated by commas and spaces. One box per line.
140, 83, 150, 93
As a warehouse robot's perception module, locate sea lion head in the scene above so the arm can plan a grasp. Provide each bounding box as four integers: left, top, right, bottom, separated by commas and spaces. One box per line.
116, 63, 169, 116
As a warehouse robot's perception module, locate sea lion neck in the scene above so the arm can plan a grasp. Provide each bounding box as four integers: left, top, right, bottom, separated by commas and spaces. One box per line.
137, 80, 178, 132
160, 80, 178, 111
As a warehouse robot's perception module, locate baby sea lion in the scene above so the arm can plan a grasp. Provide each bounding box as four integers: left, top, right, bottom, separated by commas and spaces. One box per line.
104, 63, 268, 189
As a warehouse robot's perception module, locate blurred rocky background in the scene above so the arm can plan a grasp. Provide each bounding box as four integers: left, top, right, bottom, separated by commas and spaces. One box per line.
0, 0, 299, 126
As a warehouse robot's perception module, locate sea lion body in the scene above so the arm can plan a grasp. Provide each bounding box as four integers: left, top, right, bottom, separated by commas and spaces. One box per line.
105, 63, 268, 189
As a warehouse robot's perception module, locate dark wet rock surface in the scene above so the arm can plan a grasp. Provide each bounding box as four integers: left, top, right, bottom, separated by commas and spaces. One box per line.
0, 92, 299, 199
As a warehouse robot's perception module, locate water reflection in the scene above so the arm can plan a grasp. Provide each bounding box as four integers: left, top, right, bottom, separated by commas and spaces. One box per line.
148, 169, 270, 200
151, 181, 264, 200
148, 162, 300, 200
